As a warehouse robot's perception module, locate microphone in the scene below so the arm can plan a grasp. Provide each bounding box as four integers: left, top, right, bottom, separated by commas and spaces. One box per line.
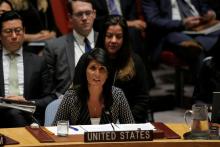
29, 114, 40, 128
104, 110, 115, 131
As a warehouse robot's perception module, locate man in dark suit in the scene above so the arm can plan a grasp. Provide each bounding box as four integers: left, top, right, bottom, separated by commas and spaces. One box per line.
44, 0, 98, 98
0, 11, 55, 127
142, 0, 220, 67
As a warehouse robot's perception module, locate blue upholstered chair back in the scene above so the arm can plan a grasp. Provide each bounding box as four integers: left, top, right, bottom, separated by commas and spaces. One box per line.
44, 98, 62, 126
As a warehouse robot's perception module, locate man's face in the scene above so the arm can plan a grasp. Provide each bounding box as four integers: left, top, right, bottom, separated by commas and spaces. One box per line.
0, 19, 25, 53
71, 1, 96, 36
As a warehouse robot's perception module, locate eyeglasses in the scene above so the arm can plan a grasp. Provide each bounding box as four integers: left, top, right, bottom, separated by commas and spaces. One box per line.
72, 10, 94, 19
2, 27, 24, 36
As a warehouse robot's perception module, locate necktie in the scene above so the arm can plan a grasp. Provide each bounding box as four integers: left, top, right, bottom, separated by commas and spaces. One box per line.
176, 0, 194, 18
107, 0, 119, 15
8, 54, 20, 95
84, 38, 92, 52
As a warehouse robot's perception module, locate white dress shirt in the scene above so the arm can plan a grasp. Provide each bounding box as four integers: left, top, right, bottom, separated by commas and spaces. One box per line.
3, 48, 24, 96
73, 29, 95, 66
171, 0, 199, 20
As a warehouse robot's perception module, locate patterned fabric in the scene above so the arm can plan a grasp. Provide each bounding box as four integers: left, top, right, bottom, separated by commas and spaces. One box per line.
176, 0, 194, 18
53, 86, 135, 125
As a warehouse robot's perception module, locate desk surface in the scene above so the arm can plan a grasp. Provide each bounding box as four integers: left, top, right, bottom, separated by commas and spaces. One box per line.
0, 123, 220, 147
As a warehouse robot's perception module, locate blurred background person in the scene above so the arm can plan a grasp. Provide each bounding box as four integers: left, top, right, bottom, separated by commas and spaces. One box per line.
0, 0, 13, 16
43, 0, 98, 99
9, 0, 60, 43
193, 52, 220, 104
142, 0, 220, 76
53, 48, 134, 125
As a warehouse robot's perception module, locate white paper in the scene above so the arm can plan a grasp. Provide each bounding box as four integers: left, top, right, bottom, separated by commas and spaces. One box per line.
183, 22, 220, 35
113, 123, 155, 131
45, 123, 155, 136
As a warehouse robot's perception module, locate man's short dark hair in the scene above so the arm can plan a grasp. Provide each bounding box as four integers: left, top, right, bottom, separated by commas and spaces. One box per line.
0, 11, 23, 32
67, 0, 94, 15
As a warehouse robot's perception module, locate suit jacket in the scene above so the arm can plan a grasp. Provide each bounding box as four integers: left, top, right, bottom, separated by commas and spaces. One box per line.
0, 49, 55, 123
44, 32, 98, 97
92, 0, 136, 31
142, 0, 211, 61
53, 86, 135, 125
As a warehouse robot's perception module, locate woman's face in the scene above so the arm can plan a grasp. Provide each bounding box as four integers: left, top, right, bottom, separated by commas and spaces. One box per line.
86, 59, 108, 87
0, 2, 12, 16
104, 24, 123, 57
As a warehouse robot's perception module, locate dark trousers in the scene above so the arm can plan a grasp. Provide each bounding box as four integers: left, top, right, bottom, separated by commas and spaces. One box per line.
0, 109, 32, 128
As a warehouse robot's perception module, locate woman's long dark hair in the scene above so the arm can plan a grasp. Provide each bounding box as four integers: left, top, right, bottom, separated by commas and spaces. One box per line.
76, 48, 113, 109
95, 15, 132, 69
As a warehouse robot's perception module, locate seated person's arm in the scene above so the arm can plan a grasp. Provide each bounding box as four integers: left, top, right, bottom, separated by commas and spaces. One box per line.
24, 30, 56, 42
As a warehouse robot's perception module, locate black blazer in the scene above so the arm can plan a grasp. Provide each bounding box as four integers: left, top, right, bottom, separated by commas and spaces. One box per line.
0, 49, 55, 121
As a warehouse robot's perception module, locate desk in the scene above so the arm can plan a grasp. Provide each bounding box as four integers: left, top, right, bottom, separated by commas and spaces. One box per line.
0, 124, 220, 147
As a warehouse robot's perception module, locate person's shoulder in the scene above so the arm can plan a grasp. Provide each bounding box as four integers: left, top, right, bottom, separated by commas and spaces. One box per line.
23, 50, 42, 59
131, 52, 142, 62
45, 33, 73, 47
63, 87, 79, 102
112, 86, 127, 103
112, 86, 124, 96
130, 52, 145, 70
25, 50, 47, 60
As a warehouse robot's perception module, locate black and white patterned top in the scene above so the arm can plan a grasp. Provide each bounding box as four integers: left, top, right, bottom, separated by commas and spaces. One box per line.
53, 86, 135, 125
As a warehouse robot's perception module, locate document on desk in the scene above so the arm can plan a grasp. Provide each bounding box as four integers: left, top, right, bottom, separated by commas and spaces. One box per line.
45, 123, 155, 135
114, 123, 155, 131
183, 21, 220, 35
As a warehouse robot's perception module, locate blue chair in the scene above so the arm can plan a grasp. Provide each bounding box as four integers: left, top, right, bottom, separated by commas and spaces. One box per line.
44, 98, 62, 126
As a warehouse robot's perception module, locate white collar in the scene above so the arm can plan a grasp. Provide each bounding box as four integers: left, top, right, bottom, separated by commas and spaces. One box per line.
73, 29, 94, 45
3, 47, 23, 56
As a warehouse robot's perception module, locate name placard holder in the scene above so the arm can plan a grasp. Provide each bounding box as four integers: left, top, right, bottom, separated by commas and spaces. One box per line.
84, 130, 153, 142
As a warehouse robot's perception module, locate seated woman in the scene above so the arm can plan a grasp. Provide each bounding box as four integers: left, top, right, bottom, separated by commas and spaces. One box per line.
53, 48, 134, 125
75, 15, 152, 123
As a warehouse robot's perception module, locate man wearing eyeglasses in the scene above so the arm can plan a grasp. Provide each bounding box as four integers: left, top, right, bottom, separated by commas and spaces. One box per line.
0, 11, 55, 127
44, 0, 98, 98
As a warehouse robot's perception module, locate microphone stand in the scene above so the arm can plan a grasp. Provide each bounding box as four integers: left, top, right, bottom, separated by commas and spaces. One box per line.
104, 110, 116, 131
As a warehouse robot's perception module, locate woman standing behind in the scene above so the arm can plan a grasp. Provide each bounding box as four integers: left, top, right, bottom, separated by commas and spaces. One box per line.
75, 15, 151, 123
53, 48, 134, 125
